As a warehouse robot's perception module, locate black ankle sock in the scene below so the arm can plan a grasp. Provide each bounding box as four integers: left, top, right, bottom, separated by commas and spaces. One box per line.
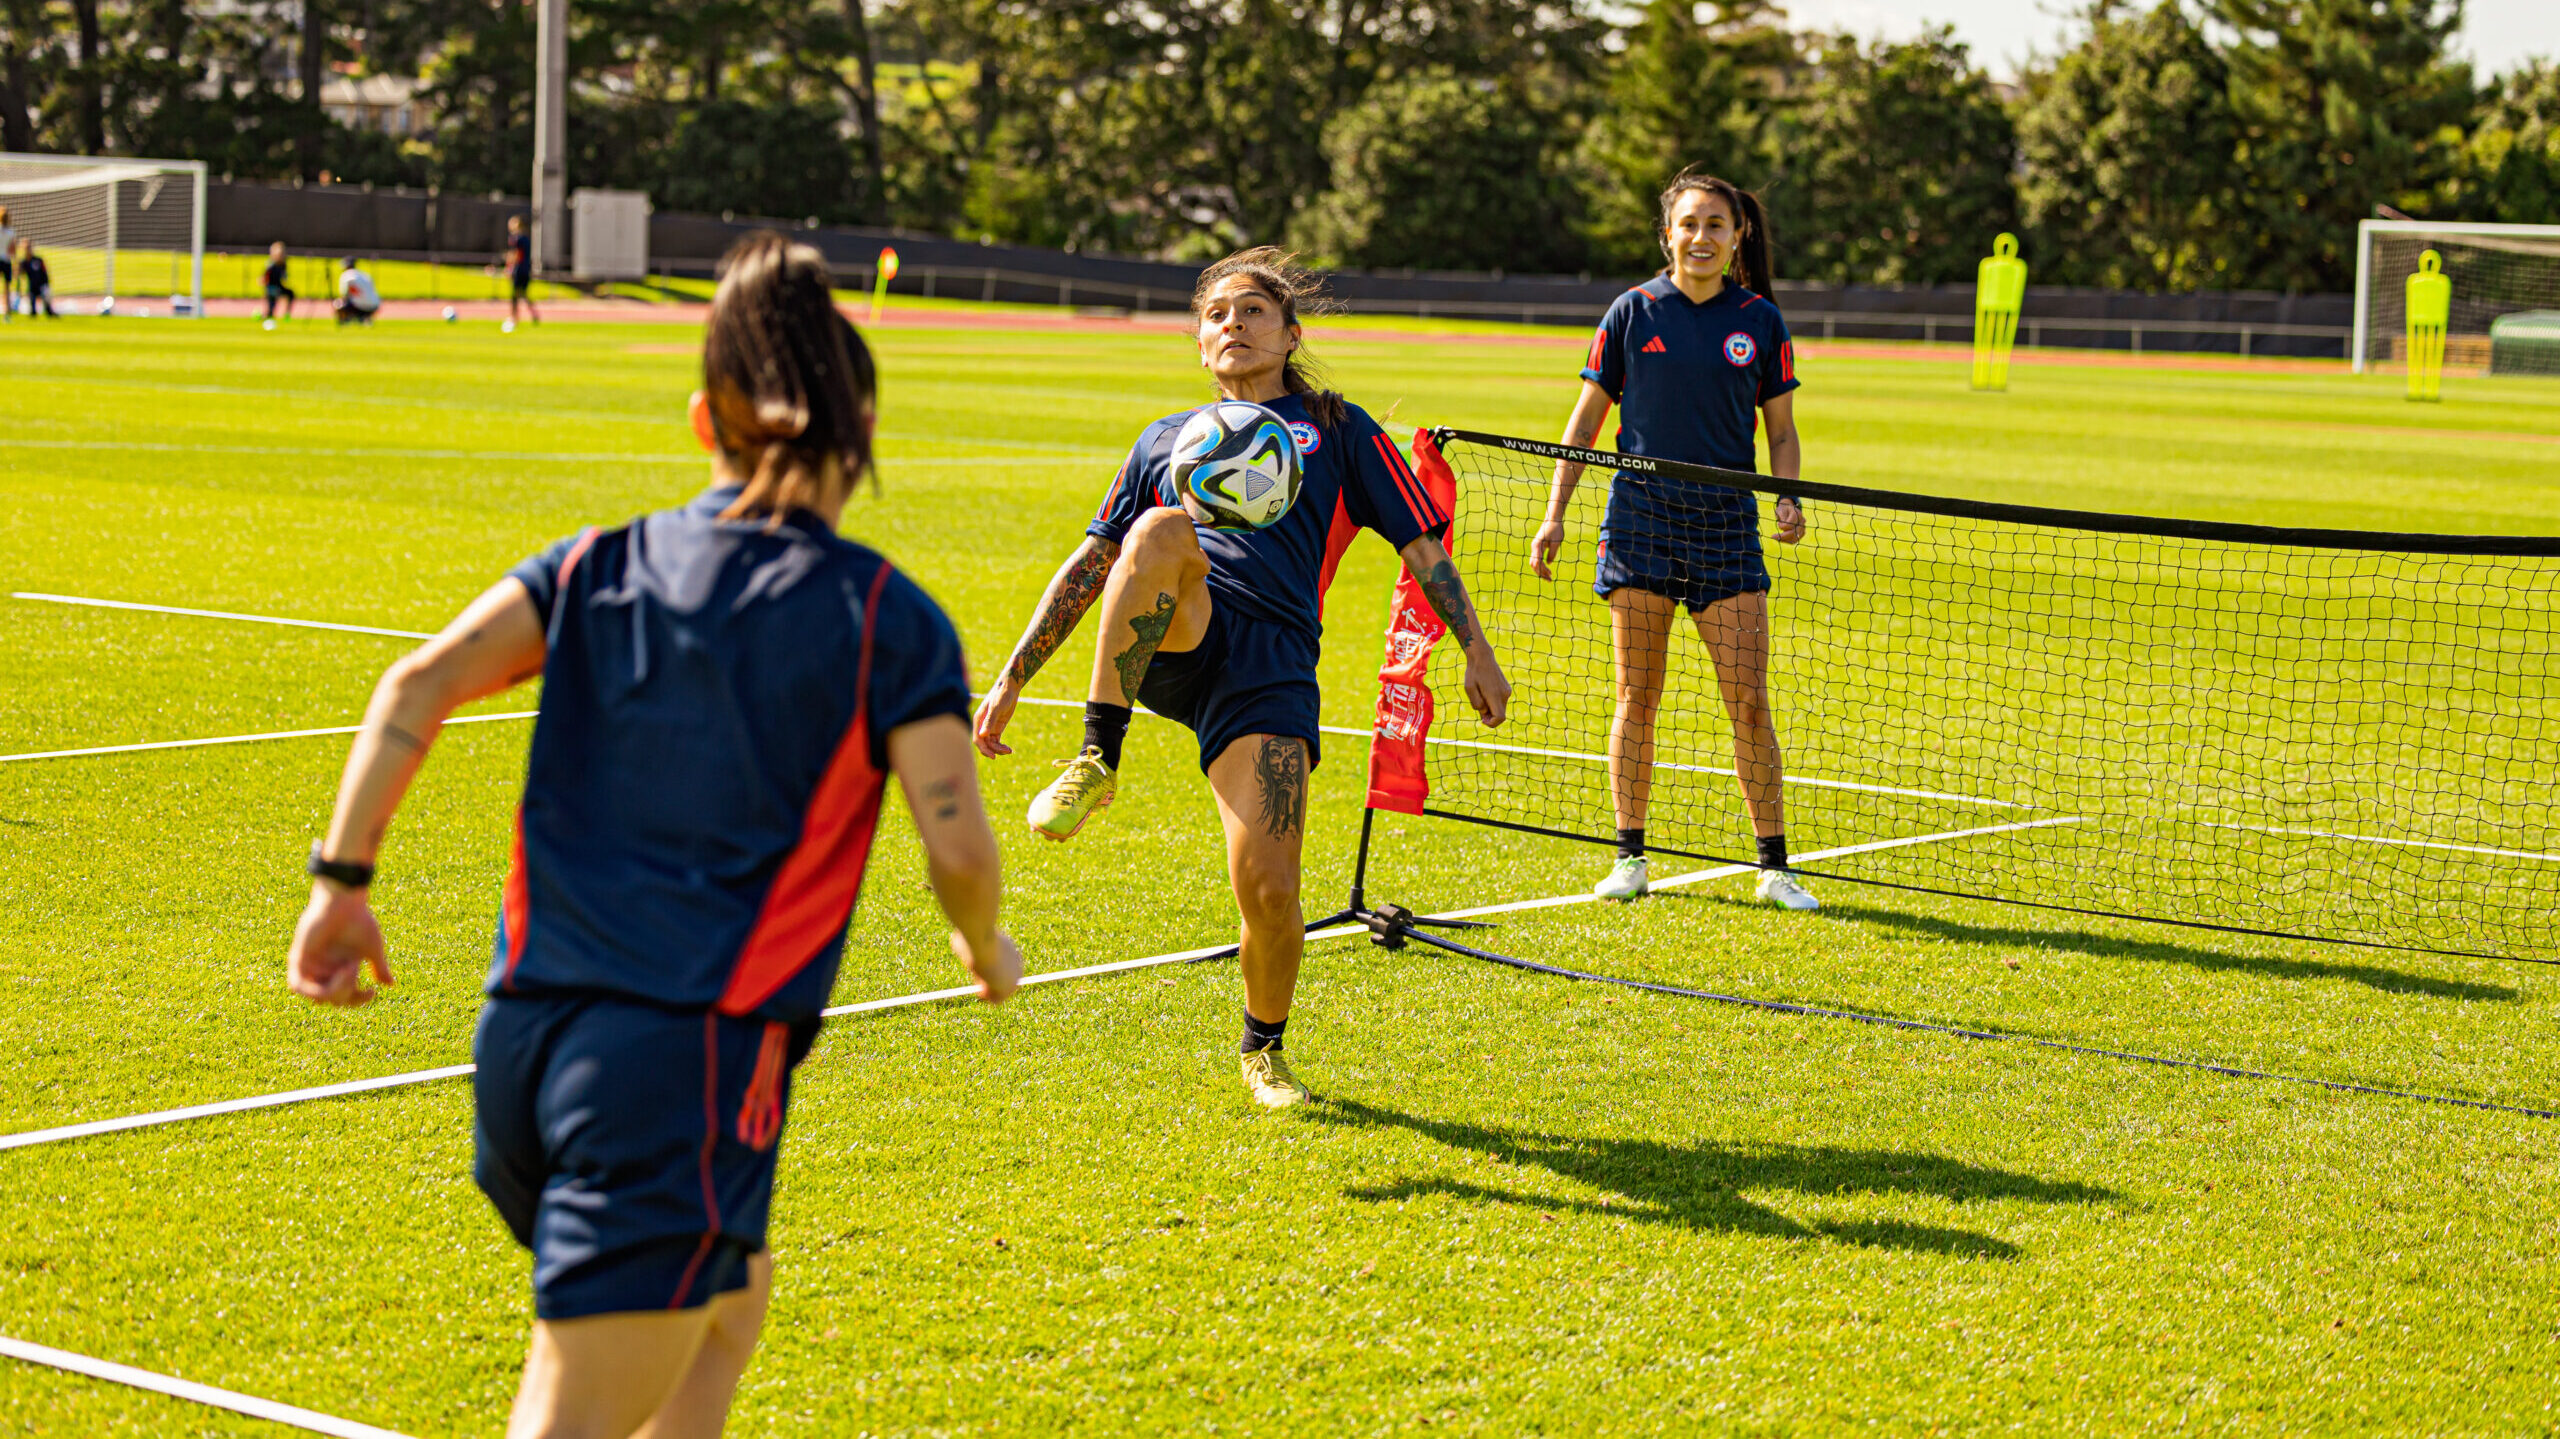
1757, 834, 1789, 871
1241, 1012, 1288, 1054
1082, 701, 1132, 771
1616, 827, 1646, 860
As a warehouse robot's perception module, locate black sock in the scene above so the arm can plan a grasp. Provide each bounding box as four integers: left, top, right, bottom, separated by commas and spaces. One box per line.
1241, 1011, 1287, 1054
1082, 701, 1131, 771
1617, 827, 1646, 860
1757, 834, 1789, 871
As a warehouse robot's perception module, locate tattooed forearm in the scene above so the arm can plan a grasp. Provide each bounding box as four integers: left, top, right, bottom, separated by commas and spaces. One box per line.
1415, 559, 1482, 651
1253, 737, 1307, 841
923, 777, 963, 821
1111, 592, 1178, 704
1003, 542, 1115, 687
376, 722, 430, 754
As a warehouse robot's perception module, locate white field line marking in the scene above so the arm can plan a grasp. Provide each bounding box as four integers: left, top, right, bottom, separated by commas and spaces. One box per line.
0, 1335, 414, 1438
0, 712, 535, 765
0, 438, 1088, 467
15, 592, 436, 639
0, 819, 2032, 1153
2194, 821, 2560, 865
0, 1066, 479, 1153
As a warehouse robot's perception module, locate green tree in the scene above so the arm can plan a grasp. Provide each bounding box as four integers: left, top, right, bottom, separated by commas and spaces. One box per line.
1576, 0, 1798, 273
1289, 69, 1583, 271
2015, 1, 2241, 289
2212, 0, 2475, 290
2454, 60, 2560, 223
1776, 28, 2018, 285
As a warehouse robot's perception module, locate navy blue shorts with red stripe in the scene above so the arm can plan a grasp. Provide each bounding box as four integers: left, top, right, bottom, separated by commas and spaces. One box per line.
1137, 595, 1324, 774
472, 993, 818, 1320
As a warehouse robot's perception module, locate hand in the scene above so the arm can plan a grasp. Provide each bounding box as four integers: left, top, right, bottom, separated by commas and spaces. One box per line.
972, 679, 1020, 758
1463, 646, 1511, 727
288, 881, 392, 1007
1529, 519, 1565, 580
1774, 497, 1806, 545
954, 929, 1023, 1004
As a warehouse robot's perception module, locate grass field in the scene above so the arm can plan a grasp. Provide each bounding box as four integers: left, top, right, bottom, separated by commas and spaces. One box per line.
2, 313, 2558, 1435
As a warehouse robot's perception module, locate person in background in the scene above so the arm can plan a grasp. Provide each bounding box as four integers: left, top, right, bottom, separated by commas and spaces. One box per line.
503, 215, 539, 330
264, 242, 297, 324
287, 232, 1020, 1438
335, 257, 381, 326
0, 207, 17, 321
14, 239, 55, 318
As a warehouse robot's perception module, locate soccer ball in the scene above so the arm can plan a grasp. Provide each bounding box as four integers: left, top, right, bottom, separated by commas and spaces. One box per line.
96, 295, 114, 316
442, 306, 457, 322
262, 319, 276, 332
1171, 401, 1301, 530
501, 320, 515, 334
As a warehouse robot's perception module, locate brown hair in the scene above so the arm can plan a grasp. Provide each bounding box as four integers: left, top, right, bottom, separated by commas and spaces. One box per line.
704, 232, 877, 523
1659, 168, 1775, 293
1191, 246, 1346, 429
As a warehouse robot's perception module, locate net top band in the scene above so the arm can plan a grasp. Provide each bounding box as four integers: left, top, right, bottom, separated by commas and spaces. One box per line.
1435, 428, 2560, 557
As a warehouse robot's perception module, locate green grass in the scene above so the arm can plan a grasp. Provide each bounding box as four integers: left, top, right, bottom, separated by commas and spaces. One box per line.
1, 314, 2558, 1434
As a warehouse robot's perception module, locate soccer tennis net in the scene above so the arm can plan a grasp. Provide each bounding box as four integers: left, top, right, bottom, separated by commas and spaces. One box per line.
1386, 429, 2560, 963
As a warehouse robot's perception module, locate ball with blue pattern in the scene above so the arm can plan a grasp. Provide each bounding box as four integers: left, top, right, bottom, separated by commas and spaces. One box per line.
1171, 401, 1302, 531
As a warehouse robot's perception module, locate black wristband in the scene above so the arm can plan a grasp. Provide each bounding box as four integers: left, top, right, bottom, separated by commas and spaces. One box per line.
307, 844, 375, 889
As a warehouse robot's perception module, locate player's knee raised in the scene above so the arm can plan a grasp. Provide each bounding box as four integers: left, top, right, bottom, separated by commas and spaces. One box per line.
1124, 505, 1204, 569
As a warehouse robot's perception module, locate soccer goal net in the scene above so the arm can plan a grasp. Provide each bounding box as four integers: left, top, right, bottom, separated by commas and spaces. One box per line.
0, 153, 206, 315
1375, 430, 2559, 963
2353, 220, 2560, 375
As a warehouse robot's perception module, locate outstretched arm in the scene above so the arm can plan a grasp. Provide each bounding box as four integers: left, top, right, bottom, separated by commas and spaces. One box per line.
973, 535, 1122, 756
1762, 391, 1805, 544
1532, 381, 1613, 579
1397, 532, 1510, 727
889, 714, 1021, 1003
289, 579, 548, 1006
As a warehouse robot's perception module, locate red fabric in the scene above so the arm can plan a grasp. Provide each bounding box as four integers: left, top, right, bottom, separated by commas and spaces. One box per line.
736, 1020, 788, 1150
1314, 494, 1356, 620
668, 1012, 724, 1308
1366, 429, 1461, 815
498, 810, 531, 989
717, 564, 896, 1017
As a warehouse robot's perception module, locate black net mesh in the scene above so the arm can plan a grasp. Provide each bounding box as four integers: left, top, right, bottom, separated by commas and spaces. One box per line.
1411, 429, 2560, 963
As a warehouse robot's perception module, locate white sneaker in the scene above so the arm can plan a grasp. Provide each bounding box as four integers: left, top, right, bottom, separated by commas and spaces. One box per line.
501, 319, 516, 333
1756, 869, 1819, 910
1594, 855, 1649, 900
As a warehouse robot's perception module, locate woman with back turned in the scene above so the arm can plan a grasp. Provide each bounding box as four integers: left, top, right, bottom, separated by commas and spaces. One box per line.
287, 232, 1022, 1437
1530, 168, 1816, 909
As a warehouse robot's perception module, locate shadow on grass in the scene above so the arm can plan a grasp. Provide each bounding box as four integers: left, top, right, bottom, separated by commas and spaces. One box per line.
1314, 1098, 2115, 1260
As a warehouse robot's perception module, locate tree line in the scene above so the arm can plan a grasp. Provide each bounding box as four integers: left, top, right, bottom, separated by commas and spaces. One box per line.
1, 0, 2552, 292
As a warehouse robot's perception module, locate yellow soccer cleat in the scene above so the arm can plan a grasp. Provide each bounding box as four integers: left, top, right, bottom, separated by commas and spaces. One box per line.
1241, 1048, 1311, 1109
1027, 746, 1116, 841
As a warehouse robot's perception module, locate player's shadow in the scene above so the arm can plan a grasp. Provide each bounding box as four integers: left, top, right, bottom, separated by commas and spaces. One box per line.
1810, 903, 2516, 1002
1314, 1098, 2113, 1260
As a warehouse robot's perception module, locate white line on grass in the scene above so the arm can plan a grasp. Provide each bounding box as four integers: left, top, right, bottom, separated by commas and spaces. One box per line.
0, 439, 1093, 467
0, 1335, 413, 1438
0, 712, 535, 765
2195, 820, 2560, 865
0, 819, 2035, 1153
14, 592, 436, 639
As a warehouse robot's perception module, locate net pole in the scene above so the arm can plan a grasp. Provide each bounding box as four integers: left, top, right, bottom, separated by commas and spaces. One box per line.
2351, 219, 2374, 374
102, 175, 115, 299
188, 163, 205, 318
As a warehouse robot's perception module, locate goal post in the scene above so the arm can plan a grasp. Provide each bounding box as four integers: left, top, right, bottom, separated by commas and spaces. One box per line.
0, 153, 208, 316
2352, 219, 2560, 375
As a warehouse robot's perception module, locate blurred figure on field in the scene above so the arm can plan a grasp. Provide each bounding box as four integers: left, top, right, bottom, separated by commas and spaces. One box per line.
502, 214, 539, 329
14, 239, 55, 318
0, 207, 17, 321
264, 242, 297, 322
335, 257, 380, 326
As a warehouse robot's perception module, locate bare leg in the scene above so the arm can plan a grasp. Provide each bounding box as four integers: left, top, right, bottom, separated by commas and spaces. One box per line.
1206, 734, 1308, 1024
633, 1253, 772, 1439
1085, 507, 1211, 708
1605, 589, 1678, 832
1696, 590, 1783, 838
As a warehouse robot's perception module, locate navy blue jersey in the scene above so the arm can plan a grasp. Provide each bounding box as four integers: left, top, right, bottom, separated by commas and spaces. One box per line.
508, 234, 532, 277
263, 260, 288, 289
489, 485, 972, 1024
1088, 393, 1447, 649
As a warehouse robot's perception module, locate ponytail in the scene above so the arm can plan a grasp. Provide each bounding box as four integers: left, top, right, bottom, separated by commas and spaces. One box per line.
1190, 246, 1347, 430
703, 231, 878, 525
1658, 167, 1775, 293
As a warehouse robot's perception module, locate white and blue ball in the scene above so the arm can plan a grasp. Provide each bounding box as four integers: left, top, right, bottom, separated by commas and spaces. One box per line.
1171, 401, 1301, 531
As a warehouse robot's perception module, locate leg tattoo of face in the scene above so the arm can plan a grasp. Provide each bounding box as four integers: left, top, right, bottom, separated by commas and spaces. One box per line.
1111, 591, 1179, 703
1254, 737, 1308, 840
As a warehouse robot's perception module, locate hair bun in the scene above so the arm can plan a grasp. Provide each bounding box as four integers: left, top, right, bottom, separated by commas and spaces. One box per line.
754, 398, 810, 439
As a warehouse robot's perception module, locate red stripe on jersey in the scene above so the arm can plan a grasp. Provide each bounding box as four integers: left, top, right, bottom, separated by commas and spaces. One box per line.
498, 808, 531, 988
718, 562, 896, 1017
1315, 493, 1357, 619
555, 526, 600, 595
1739, 292, 1764, 310
1376, 435, 1442, 529
1586, 328, 1608, 371
1781, 340, 1795, 381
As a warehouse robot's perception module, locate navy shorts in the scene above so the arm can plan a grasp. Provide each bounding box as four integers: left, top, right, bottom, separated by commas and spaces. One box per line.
472, 994, 819, 1320
1137, 597, 1322, 772
1594, 530, 1771, 613
511, 270, 532, 298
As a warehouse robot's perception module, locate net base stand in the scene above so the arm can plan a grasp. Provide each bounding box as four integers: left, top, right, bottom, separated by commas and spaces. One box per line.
1299, 809, 1502, 953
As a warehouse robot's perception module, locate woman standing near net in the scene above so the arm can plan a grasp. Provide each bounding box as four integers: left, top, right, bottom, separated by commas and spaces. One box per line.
1530, 168, 1814, 907
288, 232, 1020, 1437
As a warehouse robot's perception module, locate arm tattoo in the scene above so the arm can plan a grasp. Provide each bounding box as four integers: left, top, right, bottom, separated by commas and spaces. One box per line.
378, 722, 429, 754
1253, 737, 1307, 841
1416, 559, 1482, 651
1111, 592, 1178, 704
923, 777, 963, 821
1003, 544, 1114, 687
